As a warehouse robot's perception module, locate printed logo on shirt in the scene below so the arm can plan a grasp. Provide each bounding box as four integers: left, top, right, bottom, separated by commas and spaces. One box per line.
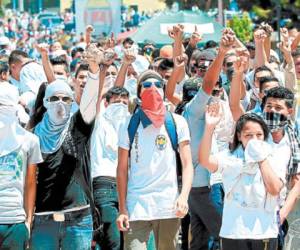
155, 135, 167, 151
0, 150, 23, 182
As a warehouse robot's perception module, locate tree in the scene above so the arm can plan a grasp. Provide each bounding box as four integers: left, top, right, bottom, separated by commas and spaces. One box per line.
228, 12, 254, 43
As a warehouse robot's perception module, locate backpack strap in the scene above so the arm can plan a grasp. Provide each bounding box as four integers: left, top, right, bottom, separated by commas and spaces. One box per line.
165, 111, 178, 151
128, 110, 141, 151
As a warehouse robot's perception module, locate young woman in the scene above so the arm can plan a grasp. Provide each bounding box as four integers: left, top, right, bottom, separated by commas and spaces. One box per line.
198, 104, 286, 250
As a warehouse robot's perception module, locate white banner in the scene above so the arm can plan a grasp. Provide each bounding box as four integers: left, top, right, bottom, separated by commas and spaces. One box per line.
160, 23, 215, 35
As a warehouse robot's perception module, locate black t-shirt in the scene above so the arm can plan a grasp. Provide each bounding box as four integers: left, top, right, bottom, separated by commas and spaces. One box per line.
35, 111, 94, 212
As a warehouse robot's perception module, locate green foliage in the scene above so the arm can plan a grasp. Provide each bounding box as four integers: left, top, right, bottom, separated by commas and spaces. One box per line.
228, 12, 254, 43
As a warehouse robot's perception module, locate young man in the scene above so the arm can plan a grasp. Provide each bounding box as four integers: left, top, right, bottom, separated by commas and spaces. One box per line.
116, 70, 193, 250
30, 47, 110, 250
0, 82, 43, 250
8, 50, 47, 112
91, 86, 130, 249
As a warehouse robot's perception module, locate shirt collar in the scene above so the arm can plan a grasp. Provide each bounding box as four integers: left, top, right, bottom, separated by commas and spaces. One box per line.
137, 108, 152, 128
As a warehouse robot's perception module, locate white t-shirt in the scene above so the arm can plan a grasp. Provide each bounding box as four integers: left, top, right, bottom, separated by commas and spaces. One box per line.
215, 143, 288, 239
118, 113, 190, 221
91, 111, 128, 178
0, 131, 43, 224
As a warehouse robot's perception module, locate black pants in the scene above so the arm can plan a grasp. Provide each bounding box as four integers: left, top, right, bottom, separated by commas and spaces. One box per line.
221, 238, 278, 250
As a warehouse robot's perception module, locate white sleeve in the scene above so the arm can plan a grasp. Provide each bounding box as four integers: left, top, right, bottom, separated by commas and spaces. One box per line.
80, 70, 100, 124
118, 117, 130, 151
173, 114, 191, 144
28, 134, 43, 165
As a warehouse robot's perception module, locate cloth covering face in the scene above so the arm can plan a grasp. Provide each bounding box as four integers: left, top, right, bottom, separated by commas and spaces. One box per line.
0, 83, 26, 157
35, 80, 74, 154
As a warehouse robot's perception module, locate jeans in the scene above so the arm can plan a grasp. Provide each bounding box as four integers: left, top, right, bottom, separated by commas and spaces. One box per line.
188, 187, 222, 250
30, 208, 93, 250
0, 222, 29, 250
93, 176, 122, 250
209, 183, 224, 216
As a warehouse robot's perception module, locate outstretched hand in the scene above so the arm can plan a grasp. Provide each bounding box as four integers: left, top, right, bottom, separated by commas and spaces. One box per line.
205, 102, 222, 129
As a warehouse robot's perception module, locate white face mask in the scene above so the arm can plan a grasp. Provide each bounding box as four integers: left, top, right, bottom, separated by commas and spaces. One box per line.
125, 77, 137, 98
47, 101, 71, 125
251, 87, 260, 102
0, 105, 18, 129
104, 102, 129, 130
104, 75, 117, 90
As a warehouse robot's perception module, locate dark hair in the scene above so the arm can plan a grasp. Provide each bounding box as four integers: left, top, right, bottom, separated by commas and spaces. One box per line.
259, 76, 279, 92
158, 58, 174, 71
8, 50, 29, 65
75, 63, 89, 79
27, 82, 47, 130
261, 86, 294, 110
231, 113, 269, 152
204, 40, 218, 49
105, 86, 129, 102
50, 56, 69, 74
0, 61, 9, 75
122, 37, 134, 46
254, 65, 273, 81
71, 47, 84, 59
292, 48, 300, 59
223, 52, 236, 66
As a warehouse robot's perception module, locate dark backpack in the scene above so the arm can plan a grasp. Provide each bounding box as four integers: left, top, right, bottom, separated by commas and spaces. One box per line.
127, 109, 182, 188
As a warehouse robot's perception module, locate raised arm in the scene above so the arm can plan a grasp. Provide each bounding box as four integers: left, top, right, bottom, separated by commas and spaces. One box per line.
35, 43, 56, 83
185, 25, 202, 65
280, 28, 297, 93
229, 49, 248, 121
291, 32, 300, 51
165, 54, 186, 106
80, 45, 106, 123
254, 29, 269, 69
114, 48, 136, 87
85, 25, 94, 47
198, 103, 221, 172
202, 28, 235, 95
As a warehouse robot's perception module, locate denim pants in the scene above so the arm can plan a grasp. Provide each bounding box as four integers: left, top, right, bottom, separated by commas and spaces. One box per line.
188, 187, 222, 250
93, 176, 122, 250
0, 222, 29, 250
30, 207, 93, 250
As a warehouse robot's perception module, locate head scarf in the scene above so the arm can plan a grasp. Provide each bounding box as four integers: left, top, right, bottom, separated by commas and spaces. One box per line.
0, 82, 26, 157
34, 80, 74, 154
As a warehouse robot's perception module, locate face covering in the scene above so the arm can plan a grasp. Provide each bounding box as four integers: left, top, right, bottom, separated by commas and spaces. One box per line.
251, 87, 261, 102
141, 86, 166, 128
104, 102, 129, 130
124, 77, 138, 99
0, 105, 25, 157
263, 111, 288, 132
104, 75, 117, 90
47, 101, 72, 125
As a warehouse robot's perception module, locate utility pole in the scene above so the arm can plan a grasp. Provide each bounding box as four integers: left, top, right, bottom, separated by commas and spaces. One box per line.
218, 0, 224, 26
18, 0, 24, 12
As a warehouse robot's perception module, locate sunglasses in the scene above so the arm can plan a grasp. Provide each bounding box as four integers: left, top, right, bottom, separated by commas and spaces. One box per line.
226, 62, 234, 68
212, 88, 222, 96
48, 96, 73, 104
142, 81, 164, 89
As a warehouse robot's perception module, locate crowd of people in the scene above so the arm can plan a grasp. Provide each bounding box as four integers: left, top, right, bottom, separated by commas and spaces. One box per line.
0, 10, 300, 250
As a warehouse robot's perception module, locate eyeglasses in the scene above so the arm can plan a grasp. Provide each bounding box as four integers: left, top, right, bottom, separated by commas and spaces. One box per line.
212, 88, 222, 96
226, 62, 233, 68
142, 81, 163, 89
48, 96, 73, 104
